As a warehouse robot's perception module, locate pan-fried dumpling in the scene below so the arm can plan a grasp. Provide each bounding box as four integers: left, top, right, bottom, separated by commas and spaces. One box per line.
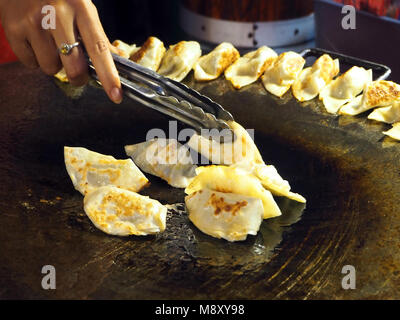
112, 40, 140, 58
262, 51, 305, 97
337, 95, 363, 116
193, 42, 239, 81
185, 188, 264, 242
339, 80, 400, 116
130, 36, 166, 71
187, 121, 264, 165
292, 54, 339, 102
84, 185, 167, 236
368, 102, 400, 123
224, 46, 277, 89
158, 41, 201, 82
319, 66, 372, 114
185, 165, 281, 219
64, 147, 149, 196
383, 122, 400, 141
232, 161, 306, 203
125, 138, 197, 188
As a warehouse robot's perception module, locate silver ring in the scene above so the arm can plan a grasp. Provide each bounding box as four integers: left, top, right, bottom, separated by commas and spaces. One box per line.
58, 42, 80, 56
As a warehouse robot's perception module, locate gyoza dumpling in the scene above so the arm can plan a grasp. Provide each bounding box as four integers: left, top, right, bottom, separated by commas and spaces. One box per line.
158, 41, 201, 82
292, 54, 339, 102
224, 46, 277, 89
64, 147, 149, 196
185, 165, 281, 219
368, 102, 400, 123
319, 66, 372, 114
187, 121, 264, 165
262, 51, 305, 97
112, 39, 140, 59
84, 185, 167, 236
383, 122, 400, 140
185, 188, 264, 242
231, 161, 306, 203
339, 80, 400, 116
125, 138, 197, 188
193, 42, 239, 81
130, 36, 166, 71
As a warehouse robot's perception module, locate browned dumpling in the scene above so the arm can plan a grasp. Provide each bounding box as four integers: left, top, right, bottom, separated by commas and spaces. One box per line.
84, 186, 167, 236
340, 80, 400, 116
185, 188, 264, 242
112, 39, 139, 58
292, 54, 339, 102
130, 36, 166, 71
185, 165, 282, 220
224, 46, 277, 89
368, 102, 400, 124
193, 42, 239, 81
125, 138, 197, 188
158, 41, 201, 81
64, 147, 149, 196
262, 51, 305, 98
319, 66, 372, 114
383, 122, 400, 140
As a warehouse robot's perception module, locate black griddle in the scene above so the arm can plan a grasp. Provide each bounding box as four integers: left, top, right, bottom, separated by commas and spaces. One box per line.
1, 62, 400, 299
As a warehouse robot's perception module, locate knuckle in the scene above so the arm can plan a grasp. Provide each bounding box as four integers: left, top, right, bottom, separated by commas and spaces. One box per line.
26, 11, 42, 29
42, 63, 62, 76
65, 62, 87, 82
92, 39, 109, 55
70, 0, 95, 12
4, 21, 22, 38
52, 2, 70, 18
47, 0, 59, 6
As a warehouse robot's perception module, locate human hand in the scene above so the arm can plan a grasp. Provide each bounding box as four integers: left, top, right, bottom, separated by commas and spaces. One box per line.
0, 0, 123, 103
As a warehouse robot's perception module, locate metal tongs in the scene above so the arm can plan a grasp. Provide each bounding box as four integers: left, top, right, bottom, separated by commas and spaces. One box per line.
87, 48, 392, 142
88, 53, 235, 141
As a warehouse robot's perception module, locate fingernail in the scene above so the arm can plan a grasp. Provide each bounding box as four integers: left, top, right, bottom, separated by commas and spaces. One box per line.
110, 87, 123, 103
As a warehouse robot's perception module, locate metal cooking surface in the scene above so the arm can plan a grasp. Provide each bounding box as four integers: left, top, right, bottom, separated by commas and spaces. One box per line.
1, 63, 400, 299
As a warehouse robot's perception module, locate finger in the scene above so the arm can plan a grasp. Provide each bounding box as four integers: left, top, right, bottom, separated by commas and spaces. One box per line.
29, 30, 62, 76
76, 3, 122, 103
50, 6, 88, 86
1, 15, 38, 68
8, 39, 39, 69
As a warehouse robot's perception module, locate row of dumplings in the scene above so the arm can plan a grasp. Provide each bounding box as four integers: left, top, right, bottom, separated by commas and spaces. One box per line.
54, 36, 400, 141
112, 36, 306, 93
111, 36, 400, 141
111, 36, 343, 102
64, 121, 306, 242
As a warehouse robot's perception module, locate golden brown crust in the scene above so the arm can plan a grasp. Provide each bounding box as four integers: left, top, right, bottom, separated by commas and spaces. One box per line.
217, 49, 240, 75
259, 56, 276, 77
318, 55, 339, 83
172, 41, 186, 56
207, 192, 248, 216
130, 37, 155, 62
365, 81, 400, 107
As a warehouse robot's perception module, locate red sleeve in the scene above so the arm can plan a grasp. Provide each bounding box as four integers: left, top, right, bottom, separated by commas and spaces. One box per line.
0, 20, 18, 64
